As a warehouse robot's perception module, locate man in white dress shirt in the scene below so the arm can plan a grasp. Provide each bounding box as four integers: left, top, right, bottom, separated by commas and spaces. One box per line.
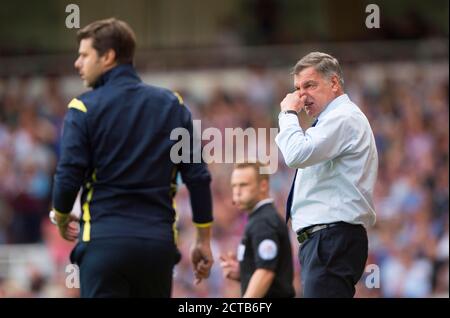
275, 52, 378, 297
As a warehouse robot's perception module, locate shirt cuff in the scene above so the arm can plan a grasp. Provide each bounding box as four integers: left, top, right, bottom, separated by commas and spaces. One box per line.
193, 221, 213, 228
278, 113, 302, 132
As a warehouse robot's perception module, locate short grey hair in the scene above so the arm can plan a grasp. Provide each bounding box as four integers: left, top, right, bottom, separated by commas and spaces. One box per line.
292, 52, 344, 88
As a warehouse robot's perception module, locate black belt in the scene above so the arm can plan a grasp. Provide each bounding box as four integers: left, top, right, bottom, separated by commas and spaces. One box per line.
296, 222, 345, 244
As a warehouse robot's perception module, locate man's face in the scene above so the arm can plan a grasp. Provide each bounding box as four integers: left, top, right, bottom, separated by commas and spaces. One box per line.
231, 167, 262, 212
74, 38, 105, 88
294, 66, 339, 118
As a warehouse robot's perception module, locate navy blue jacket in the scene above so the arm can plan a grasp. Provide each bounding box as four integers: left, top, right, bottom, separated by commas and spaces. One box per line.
52, 64, 213, 243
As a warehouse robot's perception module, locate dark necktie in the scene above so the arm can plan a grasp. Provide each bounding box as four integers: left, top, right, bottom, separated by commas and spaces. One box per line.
285, 118, 318, 223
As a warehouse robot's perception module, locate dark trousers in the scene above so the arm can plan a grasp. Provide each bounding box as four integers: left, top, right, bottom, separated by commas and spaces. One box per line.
298, 223, 368, 298
70, 237, 180, 298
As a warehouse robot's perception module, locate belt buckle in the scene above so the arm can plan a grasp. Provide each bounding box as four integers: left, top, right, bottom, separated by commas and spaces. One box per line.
297, 231, 309, 244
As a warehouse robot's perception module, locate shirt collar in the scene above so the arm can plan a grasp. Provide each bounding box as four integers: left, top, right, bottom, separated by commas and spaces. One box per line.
316, 93, 350, 123
251, 198, 274, 214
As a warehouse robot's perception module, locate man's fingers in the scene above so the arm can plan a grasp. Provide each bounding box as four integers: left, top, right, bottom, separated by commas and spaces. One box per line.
67, 229, 78, 237
58, 221, 80, 242
64, 229, 78, 241
220, 260, 229, 268
195, 259, 211, 278
196, 257, 212, 267
194, 266, 209, 284
194, 268, 211, 284
67, 223, 79, 236
224, 270, 234, 279
65, 234, 77, 242
196, 260, 210, 272
220, 252, 235, 262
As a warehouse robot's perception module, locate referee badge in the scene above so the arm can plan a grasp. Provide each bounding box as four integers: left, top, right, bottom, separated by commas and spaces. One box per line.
258, 239, 278, 260
237, 244, 246, 261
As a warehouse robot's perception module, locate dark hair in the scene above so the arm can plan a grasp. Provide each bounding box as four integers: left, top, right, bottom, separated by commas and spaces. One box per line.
77, 18, 136, 64
233, 161, 270, 182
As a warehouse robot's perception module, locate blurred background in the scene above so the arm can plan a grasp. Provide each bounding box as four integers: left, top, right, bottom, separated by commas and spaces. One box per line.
0, 0, 448, 298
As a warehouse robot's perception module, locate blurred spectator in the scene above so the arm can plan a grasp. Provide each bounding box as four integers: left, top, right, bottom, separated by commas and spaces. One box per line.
0, 60, 448, 297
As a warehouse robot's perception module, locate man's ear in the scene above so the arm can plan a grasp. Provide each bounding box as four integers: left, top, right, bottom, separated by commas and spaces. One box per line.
331, 75, 340, 92
101, 49, 117, 68
259, 178, 269, 194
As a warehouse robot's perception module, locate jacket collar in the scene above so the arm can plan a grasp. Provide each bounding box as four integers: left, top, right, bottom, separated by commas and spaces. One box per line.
93, 63, 141, 88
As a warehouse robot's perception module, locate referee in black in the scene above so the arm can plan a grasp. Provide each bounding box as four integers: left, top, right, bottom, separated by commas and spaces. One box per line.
51, 18, 214, 297
220, 162, 295, 298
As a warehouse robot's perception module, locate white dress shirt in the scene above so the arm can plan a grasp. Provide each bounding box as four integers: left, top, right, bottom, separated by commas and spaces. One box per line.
275, 94, 378, 232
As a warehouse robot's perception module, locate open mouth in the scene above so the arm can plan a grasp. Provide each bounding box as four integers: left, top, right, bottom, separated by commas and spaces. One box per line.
304, 102, 314, 110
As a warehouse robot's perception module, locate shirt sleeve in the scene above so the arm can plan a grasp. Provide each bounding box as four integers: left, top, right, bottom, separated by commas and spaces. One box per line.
250, 220, 280, 271
177, 103, 213, 225
275, 112, 356, 169
52, 107, 90, 214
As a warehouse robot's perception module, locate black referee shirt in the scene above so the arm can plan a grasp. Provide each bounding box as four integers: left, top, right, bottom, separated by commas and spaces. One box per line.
238, 202, 295, 298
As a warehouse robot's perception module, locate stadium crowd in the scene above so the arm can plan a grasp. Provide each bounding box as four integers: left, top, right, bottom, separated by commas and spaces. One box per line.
0, 60, 448, 297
